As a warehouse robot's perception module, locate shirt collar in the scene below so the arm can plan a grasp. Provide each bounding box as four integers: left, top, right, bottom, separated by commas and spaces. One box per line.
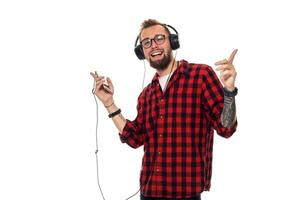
151, 59, 189, 84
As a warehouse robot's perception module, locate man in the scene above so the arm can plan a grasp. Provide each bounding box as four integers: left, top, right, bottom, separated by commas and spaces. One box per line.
90, 19, 238, 200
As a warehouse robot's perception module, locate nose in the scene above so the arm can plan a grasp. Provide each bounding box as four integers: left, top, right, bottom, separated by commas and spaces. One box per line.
150, 38, 158, 49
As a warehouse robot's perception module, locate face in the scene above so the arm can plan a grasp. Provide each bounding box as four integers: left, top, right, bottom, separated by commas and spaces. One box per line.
140, 25, 173, 71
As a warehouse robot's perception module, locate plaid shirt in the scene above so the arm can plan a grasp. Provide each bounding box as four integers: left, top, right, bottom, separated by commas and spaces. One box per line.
119, 60, 238, 198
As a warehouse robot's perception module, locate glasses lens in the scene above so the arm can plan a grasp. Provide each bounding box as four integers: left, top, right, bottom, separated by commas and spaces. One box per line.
141, 39, 151, 48
155, 34, 165, 45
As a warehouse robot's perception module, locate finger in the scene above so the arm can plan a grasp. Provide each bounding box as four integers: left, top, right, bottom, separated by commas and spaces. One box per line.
106, 77, 112, 84
106, 77, 113, 88
98, 79, 113, 94
222, 74, 231, 82
96, 79, 106, 85
106, 77, 114, 92
103, 84, 113, 94
95, 71, 104, 77
96, 79, 106, 89
90, 72, 97, 79
97, 81, 110, 93
214, 59, 228, 66
221, 70, 235, 80
90, 72, 105, 80
221, 70, 232, 77
220, 72, 231, 82
97, 76, 105, 81
98, 80, 111, 91
215, 64, 234, 71
93, 70, 103, 79
228, 49, 238, 64
95, 75, 105, 82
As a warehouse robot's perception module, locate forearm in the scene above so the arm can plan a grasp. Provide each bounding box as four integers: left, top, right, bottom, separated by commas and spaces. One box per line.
106, 103, 127, 134
221, 96, 237, 128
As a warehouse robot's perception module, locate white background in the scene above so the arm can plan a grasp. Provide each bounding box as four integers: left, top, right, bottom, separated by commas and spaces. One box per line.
0, 0, 299, 199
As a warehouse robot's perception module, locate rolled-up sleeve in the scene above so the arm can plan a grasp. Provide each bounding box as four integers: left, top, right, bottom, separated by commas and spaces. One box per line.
201, 65, 238, 138
119, 92, 146, 148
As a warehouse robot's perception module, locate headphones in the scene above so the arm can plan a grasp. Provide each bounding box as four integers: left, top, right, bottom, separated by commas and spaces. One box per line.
134, 24, 180, 60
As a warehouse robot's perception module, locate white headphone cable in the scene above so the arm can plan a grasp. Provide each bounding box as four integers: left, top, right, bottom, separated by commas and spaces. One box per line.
92, 80, 106, 200
92, 50, 178, 200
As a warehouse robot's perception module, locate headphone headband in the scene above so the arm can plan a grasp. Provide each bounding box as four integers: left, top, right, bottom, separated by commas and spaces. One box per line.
134, 24, 180, 60
164, 24, 179, 36
134, 24, 179, 47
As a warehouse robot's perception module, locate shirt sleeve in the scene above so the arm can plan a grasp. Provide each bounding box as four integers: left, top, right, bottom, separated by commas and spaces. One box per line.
119, 91, 146, 148
201, 65, 238, 138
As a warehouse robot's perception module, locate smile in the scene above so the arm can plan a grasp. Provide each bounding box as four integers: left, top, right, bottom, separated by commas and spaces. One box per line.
150, 50, 163, 57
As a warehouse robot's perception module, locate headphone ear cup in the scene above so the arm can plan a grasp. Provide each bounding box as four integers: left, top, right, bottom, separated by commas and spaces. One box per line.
169, 34, 180, 50
134, 44, 145, 60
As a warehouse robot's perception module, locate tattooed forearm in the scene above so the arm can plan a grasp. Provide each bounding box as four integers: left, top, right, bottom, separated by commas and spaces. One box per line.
221, 96, 236, 128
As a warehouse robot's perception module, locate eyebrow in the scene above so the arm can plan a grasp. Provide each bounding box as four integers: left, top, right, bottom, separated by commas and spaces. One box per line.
141, 33, 165, 41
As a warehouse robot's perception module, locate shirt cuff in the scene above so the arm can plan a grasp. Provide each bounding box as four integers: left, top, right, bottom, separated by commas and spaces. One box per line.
119, 119, 132, 143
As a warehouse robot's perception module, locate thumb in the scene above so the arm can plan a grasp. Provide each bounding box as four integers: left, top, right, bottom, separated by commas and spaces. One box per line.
106, 77, 113, 85
106, 77, 114, 90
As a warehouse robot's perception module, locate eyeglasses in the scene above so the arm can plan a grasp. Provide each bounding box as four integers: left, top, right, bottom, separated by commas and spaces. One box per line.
140, 34, 166, 49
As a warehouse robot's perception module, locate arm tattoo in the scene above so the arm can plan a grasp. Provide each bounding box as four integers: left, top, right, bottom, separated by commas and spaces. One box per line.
221, 96, 237, 128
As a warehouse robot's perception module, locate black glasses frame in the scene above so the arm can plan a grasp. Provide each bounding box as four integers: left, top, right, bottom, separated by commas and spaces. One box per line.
140, 34, 166, 49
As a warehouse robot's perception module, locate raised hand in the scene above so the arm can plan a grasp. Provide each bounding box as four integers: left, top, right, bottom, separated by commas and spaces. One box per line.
90, 71, 114, 106
215, 49, 238, 91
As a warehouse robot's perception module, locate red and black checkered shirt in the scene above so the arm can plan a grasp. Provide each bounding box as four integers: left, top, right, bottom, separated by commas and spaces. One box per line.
119, 60, 238, 198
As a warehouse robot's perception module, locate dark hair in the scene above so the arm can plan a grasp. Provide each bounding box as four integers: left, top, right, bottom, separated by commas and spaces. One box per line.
139, 19, 171, 40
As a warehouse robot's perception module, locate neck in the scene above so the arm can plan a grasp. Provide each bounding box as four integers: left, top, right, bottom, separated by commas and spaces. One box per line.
157, 58, 178, 77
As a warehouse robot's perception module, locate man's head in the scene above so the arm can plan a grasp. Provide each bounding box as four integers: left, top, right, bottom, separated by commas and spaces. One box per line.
139, 19, 173, 71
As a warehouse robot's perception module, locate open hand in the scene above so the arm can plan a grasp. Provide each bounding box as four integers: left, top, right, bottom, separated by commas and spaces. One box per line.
215, 49, 238, 91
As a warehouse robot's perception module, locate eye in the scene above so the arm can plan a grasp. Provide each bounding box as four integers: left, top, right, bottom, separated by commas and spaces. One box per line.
141, 39, 151, 48
155, 34, 165, 44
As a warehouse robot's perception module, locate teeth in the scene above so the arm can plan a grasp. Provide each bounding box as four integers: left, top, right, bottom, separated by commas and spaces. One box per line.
151, 51, 162, 56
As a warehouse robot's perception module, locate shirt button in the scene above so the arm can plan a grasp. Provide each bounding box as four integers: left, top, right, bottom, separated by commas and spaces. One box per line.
159, 115, 164, 119
156, 168, 160, 172
158, 151, 161, 155
159, 134, 163, 137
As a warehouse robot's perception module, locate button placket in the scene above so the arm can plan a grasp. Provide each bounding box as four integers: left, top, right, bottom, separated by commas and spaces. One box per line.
156, 97, 165, 175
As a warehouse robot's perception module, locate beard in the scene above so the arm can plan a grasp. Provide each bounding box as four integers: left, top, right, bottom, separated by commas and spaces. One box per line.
149, 50, 172, 71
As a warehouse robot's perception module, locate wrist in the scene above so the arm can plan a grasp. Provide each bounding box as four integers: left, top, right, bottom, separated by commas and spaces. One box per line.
108, 108, 121, 118
104, 100, 114, 108
106, 102, 118, 114
224, 87, 238, 97
225, 86, 235, 92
